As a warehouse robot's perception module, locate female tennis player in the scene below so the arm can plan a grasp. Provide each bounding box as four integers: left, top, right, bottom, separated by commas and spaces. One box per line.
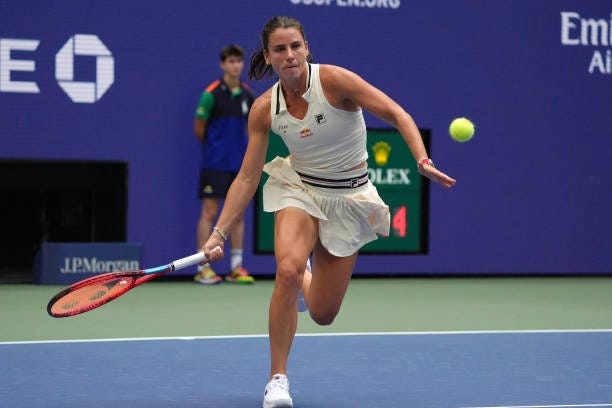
201, 16, 456, 408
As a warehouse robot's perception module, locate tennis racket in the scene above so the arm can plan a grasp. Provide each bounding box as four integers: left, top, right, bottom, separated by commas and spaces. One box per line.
47, 247, 220, 318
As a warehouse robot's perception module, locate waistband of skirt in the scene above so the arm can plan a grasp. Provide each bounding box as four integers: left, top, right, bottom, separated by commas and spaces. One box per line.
296, 169, 369, 189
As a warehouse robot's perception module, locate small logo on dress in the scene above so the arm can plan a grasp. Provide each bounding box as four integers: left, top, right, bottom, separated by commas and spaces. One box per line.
202, 185, 214, 194
314, 113, 327, 124
372, 141, 391, 166
278, 124, 288, 135
300, 128, 313, 139
241, 100, 249, 115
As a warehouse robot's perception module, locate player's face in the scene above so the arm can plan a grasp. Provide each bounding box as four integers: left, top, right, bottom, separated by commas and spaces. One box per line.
221, 56, 244, 78
264, 27, 309, 81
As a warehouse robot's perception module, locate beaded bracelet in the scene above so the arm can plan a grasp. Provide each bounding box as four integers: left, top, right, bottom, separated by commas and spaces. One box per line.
213, 226, 227, 241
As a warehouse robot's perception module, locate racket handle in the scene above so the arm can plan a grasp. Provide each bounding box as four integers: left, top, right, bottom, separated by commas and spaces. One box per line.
171, 246, 221, 271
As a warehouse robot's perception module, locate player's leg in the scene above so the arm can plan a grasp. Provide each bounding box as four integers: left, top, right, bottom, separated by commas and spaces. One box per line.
264, 207, 317, 408
303, 241, 357, 325
297, 258, 311, 312
269, 207, 317, 374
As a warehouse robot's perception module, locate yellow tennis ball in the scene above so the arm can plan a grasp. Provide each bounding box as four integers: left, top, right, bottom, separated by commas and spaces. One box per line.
449, 117, 475, 142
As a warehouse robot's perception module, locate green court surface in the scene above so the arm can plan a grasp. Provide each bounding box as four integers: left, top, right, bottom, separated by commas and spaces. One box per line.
2, 277, 612, 342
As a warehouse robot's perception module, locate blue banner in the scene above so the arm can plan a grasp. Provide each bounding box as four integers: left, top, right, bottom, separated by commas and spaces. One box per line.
33, 243, 143, 285
2, 1, 611, 275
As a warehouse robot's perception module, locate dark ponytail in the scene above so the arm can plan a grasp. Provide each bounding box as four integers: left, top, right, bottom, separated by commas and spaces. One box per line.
248, 47, 273, 80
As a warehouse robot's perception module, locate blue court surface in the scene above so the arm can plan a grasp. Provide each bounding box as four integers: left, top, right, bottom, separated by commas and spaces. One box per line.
2, 330, 612, 408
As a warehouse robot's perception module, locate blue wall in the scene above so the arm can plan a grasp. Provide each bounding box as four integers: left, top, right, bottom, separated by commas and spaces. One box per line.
1, 1, 610, 275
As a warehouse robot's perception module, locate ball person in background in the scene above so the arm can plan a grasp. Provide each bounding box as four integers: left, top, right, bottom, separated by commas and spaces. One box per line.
193, 44, 256, 285
201, 16, 456, 407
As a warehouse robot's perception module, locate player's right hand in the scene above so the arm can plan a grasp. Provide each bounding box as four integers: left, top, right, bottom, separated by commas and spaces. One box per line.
202, 239, 224, 264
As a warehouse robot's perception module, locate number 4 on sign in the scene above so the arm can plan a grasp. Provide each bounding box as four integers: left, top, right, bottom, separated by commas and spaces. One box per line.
392, 206, 407, 237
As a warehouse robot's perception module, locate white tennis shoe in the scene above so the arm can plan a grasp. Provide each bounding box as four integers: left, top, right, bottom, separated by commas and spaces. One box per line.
263, 373, 293, 408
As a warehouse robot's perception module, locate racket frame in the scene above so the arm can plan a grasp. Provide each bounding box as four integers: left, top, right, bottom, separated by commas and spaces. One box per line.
47, 251, 210, 318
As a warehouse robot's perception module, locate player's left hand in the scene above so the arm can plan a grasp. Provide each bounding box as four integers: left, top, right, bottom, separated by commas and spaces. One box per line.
418, 163, 457, 188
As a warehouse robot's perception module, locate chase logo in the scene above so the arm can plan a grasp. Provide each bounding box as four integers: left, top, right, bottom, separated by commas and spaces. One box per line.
56, 34, 115, 103
0, 34, 115, 103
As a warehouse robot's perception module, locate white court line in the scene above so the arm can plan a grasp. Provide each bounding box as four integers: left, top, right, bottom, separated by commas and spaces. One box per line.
460, 404, 612, 408
1, 328, 612, 346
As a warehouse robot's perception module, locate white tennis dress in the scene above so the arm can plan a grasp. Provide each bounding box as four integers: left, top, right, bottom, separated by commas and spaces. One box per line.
263, 64, 390, 257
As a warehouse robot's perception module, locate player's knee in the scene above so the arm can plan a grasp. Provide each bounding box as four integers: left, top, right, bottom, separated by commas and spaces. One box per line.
309, 307, 339, 326
275, 259, 301, 291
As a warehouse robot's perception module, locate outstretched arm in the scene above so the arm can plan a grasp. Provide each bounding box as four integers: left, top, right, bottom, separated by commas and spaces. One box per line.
201, 93, 271, 261
321, 65, 456, 188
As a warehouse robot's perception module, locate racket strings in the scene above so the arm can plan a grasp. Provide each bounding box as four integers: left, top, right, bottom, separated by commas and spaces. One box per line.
49, 275, 137, 317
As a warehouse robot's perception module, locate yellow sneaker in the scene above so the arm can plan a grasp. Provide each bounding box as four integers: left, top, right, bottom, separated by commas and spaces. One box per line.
225, 266, 254, 284
193, 265, 222, 285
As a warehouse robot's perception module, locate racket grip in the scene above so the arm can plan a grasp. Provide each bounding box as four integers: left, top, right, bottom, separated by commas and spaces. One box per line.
171, 246, 221, 271
172, 253, 205, 271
